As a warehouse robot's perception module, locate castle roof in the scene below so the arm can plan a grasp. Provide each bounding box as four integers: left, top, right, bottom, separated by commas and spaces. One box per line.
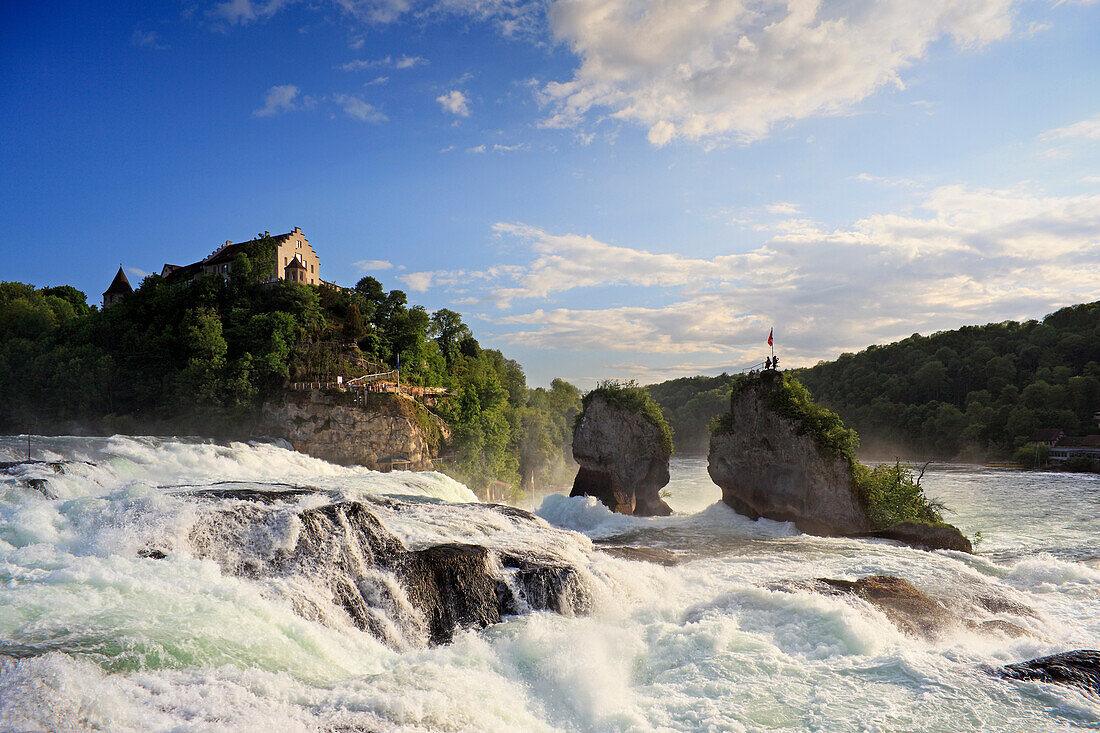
103, 266, 133, 296
161, 228, 309, 283
285, 257, 306, 269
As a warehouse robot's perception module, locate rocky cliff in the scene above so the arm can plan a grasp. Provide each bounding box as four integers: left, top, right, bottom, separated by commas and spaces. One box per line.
258, 389, 446, 471
708, 372, 868, 535
570, 387, 673, 516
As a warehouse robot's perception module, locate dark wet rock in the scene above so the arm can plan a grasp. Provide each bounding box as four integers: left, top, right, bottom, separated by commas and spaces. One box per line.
772, 575, 1038, 640
0, 643, 47, 659
859, 521, 973, 553
397, 544, 501, 645
137, 548, 167, 560
998, 650, 1100, 695
178, 485, 319, 503
570, 393, 672, 516
185, 499, 590, 647
707, 375, 867, 536
499, 552, 586, 615
21, 478, 57, 499
1, 460, 91, 473
596, 545, 681, 566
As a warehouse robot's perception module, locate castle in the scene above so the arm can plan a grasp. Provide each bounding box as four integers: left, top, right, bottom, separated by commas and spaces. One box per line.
161, 227, 320, 286
105, 227, 322, 307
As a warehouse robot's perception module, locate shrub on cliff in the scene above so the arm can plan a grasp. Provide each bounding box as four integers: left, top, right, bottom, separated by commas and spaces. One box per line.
575, 380, 673, 455
852, 462, 944, 527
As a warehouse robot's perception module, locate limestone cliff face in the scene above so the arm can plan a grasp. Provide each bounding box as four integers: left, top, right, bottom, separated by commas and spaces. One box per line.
707, 380, 868, 536
258, 389, 445, 471
570, 394, 672, 516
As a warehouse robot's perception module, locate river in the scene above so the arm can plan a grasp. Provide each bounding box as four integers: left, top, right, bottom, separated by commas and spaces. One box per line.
2, 436, 1098, 731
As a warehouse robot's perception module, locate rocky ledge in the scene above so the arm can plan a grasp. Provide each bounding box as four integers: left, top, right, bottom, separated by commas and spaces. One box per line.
257, 389, 447, 471
158, 492, 589, 647
570, 386, 673, 516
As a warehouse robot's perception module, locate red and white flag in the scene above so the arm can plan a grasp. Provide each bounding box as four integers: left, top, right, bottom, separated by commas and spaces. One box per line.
767, 328, 773, 347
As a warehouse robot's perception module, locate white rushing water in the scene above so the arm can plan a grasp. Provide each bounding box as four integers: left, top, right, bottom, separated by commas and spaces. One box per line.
2, 437, 1099, 731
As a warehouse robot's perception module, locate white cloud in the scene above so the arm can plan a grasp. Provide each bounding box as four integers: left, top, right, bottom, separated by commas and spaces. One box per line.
467, 144, 487, 153
395, 54, 427, 68
540, 0, 1015, 145
765, 202, 801, 215
354, 259, 394, 271
400, 272, 436, 291
253, 84, 301, 116
340, 54, 427, 71
1040, 115, 1100, 141
131, 29, 167, 49
410, 183, 1100, 365
211, 0, 296, 25
333, 93, 387, 122
854, 173, 918, 187
126, 267, 151, 279
210, 0, 540, 32
437, 90, 471, 117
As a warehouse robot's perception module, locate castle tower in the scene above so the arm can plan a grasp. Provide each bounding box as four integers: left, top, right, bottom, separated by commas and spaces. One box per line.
102, 266, 133, 308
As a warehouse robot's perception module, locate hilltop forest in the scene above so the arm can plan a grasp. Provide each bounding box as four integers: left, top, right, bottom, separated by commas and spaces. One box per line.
650, 301, 1100, 462
0, 245, 581, 492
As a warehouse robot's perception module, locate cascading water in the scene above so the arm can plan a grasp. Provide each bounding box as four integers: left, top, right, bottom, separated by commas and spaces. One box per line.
1, 438, 1099, 731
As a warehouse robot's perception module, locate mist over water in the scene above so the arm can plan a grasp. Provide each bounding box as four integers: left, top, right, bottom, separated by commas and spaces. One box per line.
2, 436, 1098, 731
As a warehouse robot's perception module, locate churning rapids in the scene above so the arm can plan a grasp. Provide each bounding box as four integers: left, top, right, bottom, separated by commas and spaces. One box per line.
2, 436, 1099, 731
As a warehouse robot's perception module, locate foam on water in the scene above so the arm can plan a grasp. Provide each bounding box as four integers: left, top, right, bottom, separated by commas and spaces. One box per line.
2, 438, 1100, 731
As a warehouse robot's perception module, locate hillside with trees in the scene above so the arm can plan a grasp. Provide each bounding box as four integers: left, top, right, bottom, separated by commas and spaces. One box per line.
649, 301, 1100, 461
0, 253, 581, 493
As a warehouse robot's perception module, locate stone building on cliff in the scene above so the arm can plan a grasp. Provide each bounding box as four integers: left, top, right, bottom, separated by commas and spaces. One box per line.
160, 227, 322, 286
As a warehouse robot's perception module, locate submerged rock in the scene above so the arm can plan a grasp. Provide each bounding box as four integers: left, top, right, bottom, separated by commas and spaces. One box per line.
183, 497, 590, 647
774, 574, 1036, 640
708, 372, 867, 536
998, 650, 1100, 695
859, 521, 973, 553
570, 389, 673, 516
815, 575, 949, 638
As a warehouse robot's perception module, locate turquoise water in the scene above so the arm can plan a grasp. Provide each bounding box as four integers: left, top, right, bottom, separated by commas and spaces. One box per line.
1, 437, 1098, 731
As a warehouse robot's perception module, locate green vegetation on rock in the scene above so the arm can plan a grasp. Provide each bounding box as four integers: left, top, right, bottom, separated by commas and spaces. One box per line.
575, 380, 674, 455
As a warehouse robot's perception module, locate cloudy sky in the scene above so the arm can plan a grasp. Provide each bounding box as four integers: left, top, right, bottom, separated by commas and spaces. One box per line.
3, 0, 1099, 386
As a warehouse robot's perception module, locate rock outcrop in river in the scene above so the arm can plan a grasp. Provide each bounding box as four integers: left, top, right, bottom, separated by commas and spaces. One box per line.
708, 371, 971, 551
570, 384, 673, 516
178, 493, 589, 647
708, 371, 868, 535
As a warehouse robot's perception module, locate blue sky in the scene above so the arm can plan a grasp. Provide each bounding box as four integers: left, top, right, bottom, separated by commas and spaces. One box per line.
2, 0, 1099, 387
